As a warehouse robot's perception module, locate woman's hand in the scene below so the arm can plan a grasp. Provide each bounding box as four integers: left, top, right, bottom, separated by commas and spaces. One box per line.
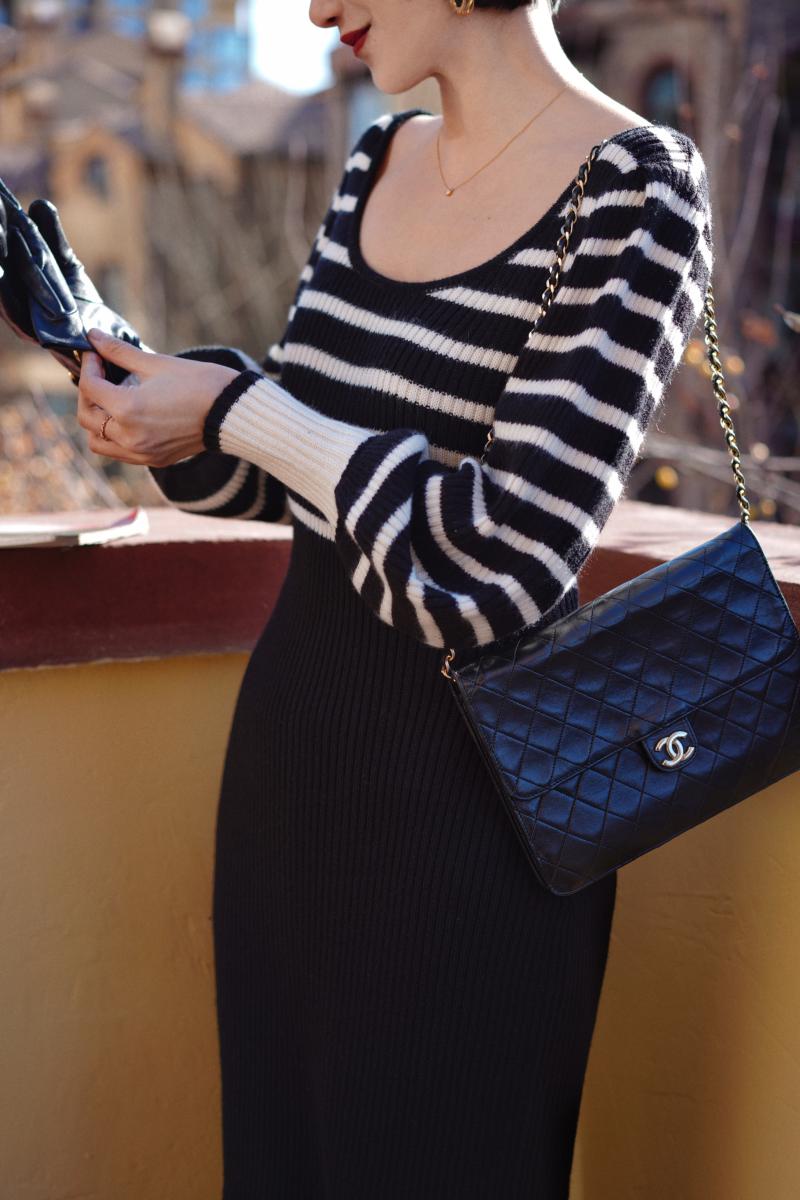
78, 328, 238, 467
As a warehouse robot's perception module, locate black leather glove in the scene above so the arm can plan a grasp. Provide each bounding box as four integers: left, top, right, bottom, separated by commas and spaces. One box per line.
0, 193, 38, 344
0, 178, 146, 384
28, 198, 148, 384
0, 177, 90, 378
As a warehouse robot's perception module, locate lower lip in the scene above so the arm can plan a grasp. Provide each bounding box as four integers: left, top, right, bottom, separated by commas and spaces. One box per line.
352, 28, 369, 56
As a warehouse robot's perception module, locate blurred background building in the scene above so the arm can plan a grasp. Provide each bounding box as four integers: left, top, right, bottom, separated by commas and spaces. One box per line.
0, 0, 797, 522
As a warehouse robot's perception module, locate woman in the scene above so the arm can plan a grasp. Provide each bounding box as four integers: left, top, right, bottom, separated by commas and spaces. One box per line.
54, 0, 712, 1194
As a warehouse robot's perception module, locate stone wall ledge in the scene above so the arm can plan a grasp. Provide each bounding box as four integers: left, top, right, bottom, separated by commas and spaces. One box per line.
2, 500, 798, 671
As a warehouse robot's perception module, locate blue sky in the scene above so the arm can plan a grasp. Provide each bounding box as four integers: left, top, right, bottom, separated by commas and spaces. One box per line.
250, 5, 339, 94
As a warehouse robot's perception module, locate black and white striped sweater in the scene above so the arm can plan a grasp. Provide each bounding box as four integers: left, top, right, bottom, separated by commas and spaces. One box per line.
149, 106, 713, 653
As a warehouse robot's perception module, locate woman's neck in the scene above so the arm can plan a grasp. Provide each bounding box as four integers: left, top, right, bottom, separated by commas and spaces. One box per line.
431, 7, 598, 161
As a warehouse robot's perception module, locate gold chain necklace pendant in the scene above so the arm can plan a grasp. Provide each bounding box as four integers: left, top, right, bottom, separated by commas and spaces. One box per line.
436, 84, 569, 197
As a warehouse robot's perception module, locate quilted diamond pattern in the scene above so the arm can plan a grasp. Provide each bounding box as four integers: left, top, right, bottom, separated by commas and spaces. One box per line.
450, 520, 800, 896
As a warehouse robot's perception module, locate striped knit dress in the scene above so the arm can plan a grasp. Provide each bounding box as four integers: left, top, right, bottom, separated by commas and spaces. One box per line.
150, 107, 713, 1198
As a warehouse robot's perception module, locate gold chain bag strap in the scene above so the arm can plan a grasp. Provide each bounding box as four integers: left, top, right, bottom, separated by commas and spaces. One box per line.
438, 142, 800, 896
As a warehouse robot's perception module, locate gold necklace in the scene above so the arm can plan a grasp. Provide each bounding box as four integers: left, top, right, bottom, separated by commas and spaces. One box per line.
435, 85, 569, 197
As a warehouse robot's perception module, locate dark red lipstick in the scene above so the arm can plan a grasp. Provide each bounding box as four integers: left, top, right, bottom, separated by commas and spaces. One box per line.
340, 24, 370, 55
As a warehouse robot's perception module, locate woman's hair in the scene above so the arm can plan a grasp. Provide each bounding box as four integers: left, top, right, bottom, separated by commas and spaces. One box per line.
474, 0, 564, 12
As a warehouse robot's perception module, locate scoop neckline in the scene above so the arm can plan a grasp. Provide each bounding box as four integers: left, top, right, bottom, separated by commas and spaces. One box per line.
347, 108, 658, 292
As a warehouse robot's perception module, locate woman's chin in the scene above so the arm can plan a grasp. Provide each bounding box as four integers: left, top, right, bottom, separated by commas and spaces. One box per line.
367, 66, 430, 98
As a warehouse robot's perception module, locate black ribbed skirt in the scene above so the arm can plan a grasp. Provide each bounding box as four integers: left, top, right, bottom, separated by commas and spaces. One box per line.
212, 520, 617, 1199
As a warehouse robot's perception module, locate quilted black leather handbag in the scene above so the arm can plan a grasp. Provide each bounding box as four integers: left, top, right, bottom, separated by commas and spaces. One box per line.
441, 142, 800, 896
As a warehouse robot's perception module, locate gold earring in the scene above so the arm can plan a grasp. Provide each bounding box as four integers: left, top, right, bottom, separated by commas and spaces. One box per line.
449, 0, 475, 14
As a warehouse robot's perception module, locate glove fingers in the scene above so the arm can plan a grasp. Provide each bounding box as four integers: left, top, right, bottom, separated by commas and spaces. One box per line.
0, 228, 37, 336
0, 180, 91, 358
0, 180, 34, 264
28, 198, 77, 268
8, 225, 89, 355
9, 226, 76, 319
3, 188, 72, 298
2, 184, 142, 357
28, 197, 101, 301
0, 177, 25, 218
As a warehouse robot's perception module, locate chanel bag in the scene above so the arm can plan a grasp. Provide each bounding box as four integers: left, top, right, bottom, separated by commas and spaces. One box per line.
441, 145, 800, 896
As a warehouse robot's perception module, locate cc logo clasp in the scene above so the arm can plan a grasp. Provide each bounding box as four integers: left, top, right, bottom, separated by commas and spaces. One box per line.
654, 729, 695, 769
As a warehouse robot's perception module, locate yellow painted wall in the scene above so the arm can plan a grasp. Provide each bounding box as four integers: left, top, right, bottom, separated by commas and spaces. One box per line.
573, 759, 800, 1200
0, 654, 245, 1200
1, 654, 798, 1198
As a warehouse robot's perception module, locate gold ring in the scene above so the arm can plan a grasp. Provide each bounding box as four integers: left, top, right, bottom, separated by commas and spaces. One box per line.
100, 412, 113, 441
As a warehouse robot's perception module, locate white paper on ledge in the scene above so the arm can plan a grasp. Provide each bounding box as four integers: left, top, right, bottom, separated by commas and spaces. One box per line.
0, 506, 150, 548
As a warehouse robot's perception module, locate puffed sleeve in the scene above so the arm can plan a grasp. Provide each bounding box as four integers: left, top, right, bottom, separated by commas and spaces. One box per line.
200, 157, 713, 650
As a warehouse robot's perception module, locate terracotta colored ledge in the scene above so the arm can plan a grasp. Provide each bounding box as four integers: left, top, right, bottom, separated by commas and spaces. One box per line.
1, 501, 798, 672
0, 507, 292, 671
582, 499, 800, 620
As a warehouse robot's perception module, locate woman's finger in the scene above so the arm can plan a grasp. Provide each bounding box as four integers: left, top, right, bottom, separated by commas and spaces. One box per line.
79, 352, 128, 448
75, 347, 162, 464
79, 348, 104, 380
80, 392, 133, 459
85, 429, 151, 464
78, 352, 117, 404
87, 328, 156, 375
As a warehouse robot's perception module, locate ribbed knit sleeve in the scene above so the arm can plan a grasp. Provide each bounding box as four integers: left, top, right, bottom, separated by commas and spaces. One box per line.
146, 345, 290, 522
201, 155, 712, 652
